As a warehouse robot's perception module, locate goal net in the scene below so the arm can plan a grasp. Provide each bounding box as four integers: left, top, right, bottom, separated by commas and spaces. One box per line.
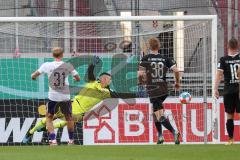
0, 16, 218, 145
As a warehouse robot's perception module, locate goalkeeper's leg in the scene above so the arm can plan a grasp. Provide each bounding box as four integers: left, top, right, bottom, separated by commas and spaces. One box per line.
22, 107, 65, 143
52, 113, 83, 129
30, 118, 47, 133
22, 118, 47, 143
52, 112, 83, 145
53, 120, 67, 128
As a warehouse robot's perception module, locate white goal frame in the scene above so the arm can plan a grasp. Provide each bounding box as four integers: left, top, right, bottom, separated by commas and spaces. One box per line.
0, 15, 218, 143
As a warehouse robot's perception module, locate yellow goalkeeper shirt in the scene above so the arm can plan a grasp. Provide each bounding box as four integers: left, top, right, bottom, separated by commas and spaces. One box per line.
72, 81, 111, 114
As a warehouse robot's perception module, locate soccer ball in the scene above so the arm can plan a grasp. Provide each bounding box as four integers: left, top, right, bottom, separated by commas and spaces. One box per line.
179, 92, 192, 104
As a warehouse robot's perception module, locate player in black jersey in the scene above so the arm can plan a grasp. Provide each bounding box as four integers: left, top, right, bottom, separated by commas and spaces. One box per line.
215, 38, 240, 145
139, 37, 181, 144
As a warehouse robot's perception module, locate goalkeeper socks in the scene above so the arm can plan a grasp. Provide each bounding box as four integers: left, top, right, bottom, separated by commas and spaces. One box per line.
154, 121, 163, 137
68, 131, 74, 140
160, 116, 174, 133
29, 118, 47, 134
49, 133, 56, 140
226, 119, 234, 139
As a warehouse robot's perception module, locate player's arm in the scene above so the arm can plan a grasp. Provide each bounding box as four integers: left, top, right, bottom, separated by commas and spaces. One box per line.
214, 57, 224, 98
73, 74, 80, 81
71, 70, 80, 82
138, 56, 148, 84
138, 66, 146, 78
31, 70, 41, 80
167, 57, 180, 90
237, 64, 240, 78
110, 90, 137, 99
87, 64, 96, 82
31, 63, 47, 80
86, 56, 101, 82
68, 63, 80, 82
103, 86, 137, 99
171, 66, 180, 90
214, 70, 223, 99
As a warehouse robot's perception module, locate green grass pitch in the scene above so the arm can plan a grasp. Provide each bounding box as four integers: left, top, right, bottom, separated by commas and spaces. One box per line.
0, 145, 239, 160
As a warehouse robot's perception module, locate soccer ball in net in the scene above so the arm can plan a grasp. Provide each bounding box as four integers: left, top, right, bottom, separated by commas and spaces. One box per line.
179, 92, 192, 104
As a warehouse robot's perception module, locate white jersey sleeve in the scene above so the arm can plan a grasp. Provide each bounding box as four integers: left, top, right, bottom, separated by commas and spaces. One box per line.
67, 63, 78, 76
37, 62, 49, 74
71, 69, 78, 76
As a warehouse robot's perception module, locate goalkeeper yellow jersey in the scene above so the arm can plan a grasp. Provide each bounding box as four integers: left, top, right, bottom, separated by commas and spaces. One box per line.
72, 81, 111, 114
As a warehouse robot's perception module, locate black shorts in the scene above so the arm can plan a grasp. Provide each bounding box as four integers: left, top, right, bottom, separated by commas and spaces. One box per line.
146, 82, 168, 99
223, 93, 240, 114
150, 95, 168, 112
46, 100, 72, 115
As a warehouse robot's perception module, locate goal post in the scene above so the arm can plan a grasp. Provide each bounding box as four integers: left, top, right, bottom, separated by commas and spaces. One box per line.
0, 15, 219, 145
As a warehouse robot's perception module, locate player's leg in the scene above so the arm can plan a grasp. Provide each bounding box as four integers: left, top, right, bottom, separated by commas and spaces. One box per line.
46, 101, 58, 145
237, 98, 240, 142
61, 101, 74, 144
64, 114, 74, 144
237, 91, 240, 125
22, 111, 62, 143
31, 118, 47, 133
152, 108, 164, 144
22, 118, 47, 143
52, 113, 84, 130
53, 120, 67, 128
46, 113, 57, 145
23, 103, 65, 144
155, 109, 180, 144
153, 95, 180, 144
31, 109, 64, 132
32, 104, 63, 132
152, 96, 174, 144
225, 113, 234, 145
52, 108, 67, 129
151, 97, 165, 144
224, 93, 236, 145
51, 102, 84, 130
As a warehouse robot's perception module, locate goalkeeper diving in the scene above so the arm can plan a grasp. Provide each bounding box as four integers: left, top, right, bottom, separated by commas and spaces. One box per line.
23, 56, 136, 143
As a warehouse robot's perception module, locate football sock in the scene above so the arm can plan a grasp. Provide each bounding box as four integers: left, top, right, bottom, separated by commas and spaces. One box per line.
160, 116, 175, 133
155, 122, 163, 137
153, 113, 163, 137
226, 119, 234, 139
49, 133, 56, 141
68, 131, 74, 140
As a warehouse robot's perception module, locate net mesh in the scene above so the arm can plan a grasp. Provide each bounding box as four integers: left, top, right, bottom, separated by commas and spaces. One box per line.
0, 19, 213, 145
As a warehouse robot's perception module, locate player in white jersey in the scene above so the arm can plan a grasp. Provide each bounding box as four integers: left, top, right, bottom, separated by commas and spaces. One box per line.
30, 47, 80, 145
